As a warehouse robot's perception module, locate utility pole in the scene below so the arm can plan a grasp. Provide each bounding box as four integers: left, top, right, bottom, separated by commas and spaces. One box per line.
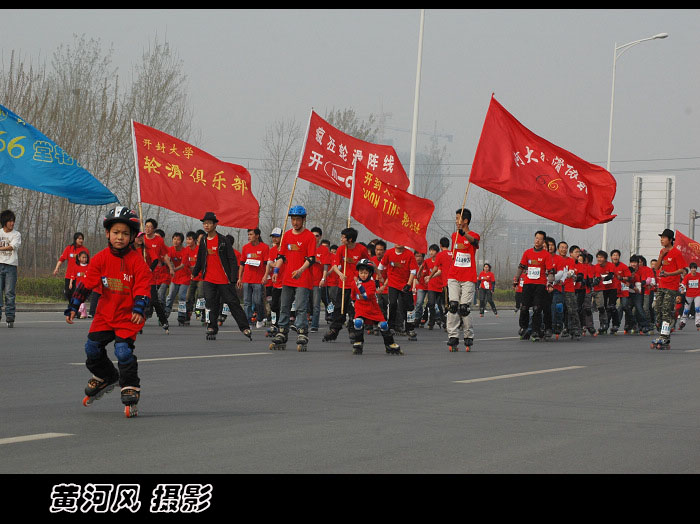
690, 209, 699, 239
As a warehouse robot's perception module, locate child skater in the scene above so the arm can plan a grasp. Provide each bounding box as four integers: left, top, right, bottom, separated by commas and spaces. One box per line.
349, 258, 402, 355
64, 206, 152, 418
69, 251, 91, 319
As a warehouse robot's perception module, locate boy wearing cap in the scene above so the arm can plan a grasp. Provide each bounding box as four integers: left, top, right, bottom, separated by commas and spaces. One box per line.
262, 228, 283, 332
191, 212, 251, 341
651, 229, 687, 349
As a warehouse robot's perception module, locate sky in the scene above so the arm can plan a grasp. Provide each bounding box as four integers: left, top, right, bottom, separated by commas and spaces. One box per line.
3, 8, 699, 253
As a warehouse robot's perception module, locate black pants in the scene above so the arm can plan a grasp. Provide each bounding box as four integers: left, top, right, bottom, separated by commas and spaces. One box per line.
63, 278, 74, 301
478, 288, 497, 314
519, 284, 551, 333
270, 287, 282, 324
388, 286, 415, 333
149, 284, 168, 325
329, 288, 356, 336
203, 281, 249, 333
86, 331, 138, 388
427, 290, 444, 326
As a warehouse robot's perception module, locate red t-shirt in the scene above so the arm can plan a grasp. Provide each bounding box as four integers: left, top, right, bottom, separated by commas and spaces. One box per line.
311, 243, 331, 287
168, 245, 191, 285
519, 247, 553, 286
74, 263, 89, 288
657, 247, 687, 291
279, 228, 316, 289
637, 265, 655, 295
144, 235, 168, 286
574, 262, 587, 291
240, 241, 270, 284
334, 243, 370, 285
185, 245, 200, 282
683, 272, 700, 297
432, 250, 452, 290
82, 247, 152, 335
59, 244, 90, 279
416, 259, 431, 291
370, 255, 387, 295
612, 262, 631, 297
593, 262, 616, 291
552, 255, 576, 293
204, 235, 229, 285
351, 278, 386, 322
379, 248, 418, 290
267, 245, 285, 290
448, 231, 480, 282
477, 271, 496, 290
326, 252, 339, 287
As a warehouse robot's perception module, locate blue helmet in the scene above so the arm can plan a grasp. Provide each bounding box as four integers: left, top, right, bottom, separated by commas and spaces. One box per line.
288, 205, 307, 218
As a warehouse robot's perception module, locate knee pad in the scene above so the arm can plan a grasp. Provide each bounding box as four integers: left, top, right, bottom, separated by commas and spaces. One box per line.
459, 303, 471, 317
84, 339, 102, 359
114, 342, 134, 365
353, 318, 364, 330
555, 303, 564, 314
379, 321, 389, 332
448, 301, 459, 314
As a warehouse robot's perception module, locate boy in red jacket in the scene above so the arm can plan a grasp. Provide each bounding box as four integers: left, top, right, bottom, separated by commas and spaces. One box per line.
64, 207, 152, 417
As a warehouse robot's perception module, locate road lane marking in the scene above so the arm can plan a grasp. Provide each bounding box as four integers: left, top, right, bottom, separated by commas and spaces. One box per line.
0, 433, 74, 446
453, 366, 586, 384
685, 348, 700, 353
69, 352, 270, 365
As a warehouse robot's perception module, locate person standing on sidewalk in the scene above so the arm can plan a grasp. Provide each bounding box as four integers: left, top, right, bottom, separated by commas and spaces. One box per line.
0, 209, 20, 327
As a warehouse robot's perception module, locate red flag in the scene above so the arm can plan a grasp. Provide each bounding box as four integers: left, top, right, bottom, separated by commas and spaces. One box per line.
297, 110, 409, 197
351, 167, 434, 253
132, 121, 260, 228
674, 229, 700, 266
469, 96, 617, 229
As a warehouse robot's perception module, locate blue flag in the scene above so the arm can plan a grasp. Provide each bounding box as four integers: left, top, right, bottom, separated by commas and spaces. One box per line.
0, 104, 118, 205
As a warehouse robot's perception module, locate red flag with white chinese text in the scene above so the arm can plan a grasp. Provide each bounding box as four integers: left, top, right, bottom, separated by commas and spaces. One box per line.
132, 121, 259, 228
350, 167, 434, 253
675, 229, 700, 266
469, 95, 617, 229
297, 110, 410, 197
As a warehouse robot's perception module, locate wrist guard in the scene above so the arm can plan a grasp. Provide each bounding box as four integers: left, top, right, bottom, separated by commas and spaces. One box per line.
358, 284, 368, 300
132, 295, 150, 317
304, 256, 316, 266
402, 284, 411, 293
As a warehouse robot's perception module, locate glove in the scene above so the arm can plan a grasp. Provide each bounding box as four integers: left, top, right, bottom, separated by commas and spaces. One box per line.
592, 277, 601, 287
576, 273, 584, 283
402, 284, 411, 293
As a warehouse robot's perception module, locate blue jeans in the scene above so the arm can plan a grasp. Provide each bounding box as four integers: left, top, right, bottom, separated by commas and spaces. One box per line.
0, 263, 17, 321
165, 282, 189, 320
311, 285, 322, 329
243, 282, 265, 323
415, 289, 428, 325
279, 286, 310, 332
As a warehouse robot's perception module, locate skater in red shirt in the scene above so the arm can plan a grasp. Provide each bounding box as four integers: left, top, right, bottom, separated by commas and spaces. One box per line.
378, 244, 418, 340
349, 259, 402, 355
591, 250, 618, 334
191, 212, 251, 341
64, 207, 151, 417
262, 228, 284, 334
477, 263, 497, 317
679, 262, 700, 330
651, 229, 688, 349
514, 230, 554, 342
164, 232, 191, 325
238, 228, 270, 329
53, 232, 90, 300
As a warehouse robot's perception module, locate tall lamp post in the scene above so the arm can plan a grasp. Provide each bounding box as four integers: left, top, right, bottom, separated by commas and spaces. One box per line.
602, 32, 668, 253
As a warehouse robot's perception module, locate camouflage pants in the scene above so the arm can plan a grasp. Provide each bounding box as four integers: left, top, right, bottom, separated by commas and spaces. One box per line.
564, 291, 581, 336
653, 287, 679, 339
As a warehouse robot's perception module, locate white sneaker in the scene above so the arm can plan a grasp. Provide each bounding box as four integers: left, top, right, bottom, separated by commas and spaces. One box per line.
256, 321, 265, 329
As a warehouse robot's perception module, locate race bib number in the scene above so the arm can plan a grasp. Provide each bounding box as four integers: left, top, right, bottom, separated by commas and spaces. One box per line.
454, 252, 471, 268
620, 284, 629, 292
222, 303, 230, 314
196, 298, 206, 309
635, 282, 642, 292
689, 280, 699, 289
245, 259, 261, 267
527, 267, 541, 280
483, 281, 489, 290
406, 309, 416, 323
177, 301, 186, 313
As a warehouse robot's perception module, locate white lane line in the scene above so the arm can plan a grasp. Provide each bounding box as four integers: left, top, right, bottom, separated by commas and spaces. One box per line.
685, 348, 700, 353
454, 366, 586, 384
69, 352, 270, 365
0, 433, 74, 446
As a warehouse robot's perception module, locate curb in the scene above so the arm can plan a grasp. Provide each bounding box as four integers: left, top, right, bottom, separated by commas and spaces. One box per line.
16, 303, 66, 312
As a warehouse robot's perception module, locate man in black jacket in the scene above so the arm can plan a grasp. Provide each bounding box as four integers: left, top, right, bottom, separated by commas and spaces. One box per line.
192, 212, 251, 341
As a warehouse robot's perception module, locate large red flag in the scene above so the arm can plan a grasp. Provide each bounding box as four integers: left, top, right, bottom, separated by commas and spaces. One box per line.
132, 121, 259, 228
674, 229, 700, 266
469, 95, 617, 229
350, 166, 434, 253
297, 110, 410, 197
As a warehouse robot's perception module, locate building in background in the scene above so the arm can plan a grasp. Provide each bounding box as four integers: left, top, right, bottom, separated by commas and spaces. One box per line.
630, 175, 675, 262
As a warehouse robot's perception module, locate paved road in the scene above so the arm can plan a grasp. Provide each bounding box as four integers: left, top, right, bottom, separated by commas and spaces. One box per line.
1, 311, 699, 475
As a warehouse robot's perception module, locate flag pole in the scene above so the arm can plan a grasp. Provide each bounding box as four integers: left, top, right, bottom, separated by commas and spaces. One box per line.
130, 119, 147, 261
282, 108, 313, 234
341, 160, 358, 315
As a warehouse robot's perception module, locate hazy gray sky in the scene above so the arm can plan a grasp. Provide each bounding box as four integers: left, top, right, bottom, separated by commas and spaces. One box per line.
3, 8, 699, 250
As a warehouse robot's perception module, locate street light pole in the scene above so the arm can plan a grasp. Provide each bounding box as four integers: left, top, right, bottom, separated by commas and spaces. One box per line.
408, 8, 425, 195
602, 32, 668, 253
690, 209, 699, 240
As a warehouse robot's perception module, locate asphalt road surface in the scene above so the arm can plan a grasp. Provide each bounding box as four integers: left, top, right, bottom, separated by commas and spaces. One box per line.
2, 310, 699, 476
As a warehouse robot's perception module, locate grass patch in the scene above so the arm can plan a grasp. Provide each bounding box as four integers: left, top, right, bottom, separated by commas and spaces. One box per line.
16, 276, 65, 302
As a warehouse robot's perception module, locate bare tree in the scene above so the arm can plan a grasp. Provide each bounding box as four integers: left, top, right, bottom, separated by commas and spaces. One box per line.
254, 118, 301, 236
470, 186, 506, 270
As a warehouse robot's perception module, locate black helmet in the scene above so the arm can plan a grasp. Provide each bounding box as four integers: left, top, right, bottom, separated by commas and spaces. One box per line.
356, 258, 375, 276
103, 206, 140, 234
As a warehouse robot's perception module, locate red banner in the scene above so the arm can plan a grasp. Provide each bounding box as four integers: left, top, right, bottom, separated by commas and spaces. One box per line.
297, 110, 410, 198
351, 166, 434, 253
469, 95, 617, 229
675, 229, 700, 266
132, 121, 259, 228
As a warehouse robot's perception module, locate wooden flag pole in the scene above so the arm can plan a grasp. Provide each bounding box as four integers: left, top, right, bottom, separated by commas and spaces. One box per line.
282, 108, 313, 235
341, 160, 358, 315
130, 119, 147, 261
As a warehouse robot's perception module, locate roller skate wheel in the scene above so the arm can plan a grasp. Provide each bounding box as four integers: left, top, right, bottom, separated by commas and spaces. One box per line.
297, 344, 307, 352
124, 405, 138, 418
82, 396, 92, 407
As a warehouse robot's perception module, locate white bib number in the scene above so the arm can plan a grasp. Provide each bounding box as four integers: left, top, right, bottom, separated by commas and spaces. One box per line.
603, 277, 612, 285
483, 281, 490, 290
689, 280, 699, 289
196, 298, 206, 309
222, 303, 230, 314
245, 259, 261, 267
177, 301, 186, 313
454, 252, 471, 268
620, 284, 629, 292
527, 267, 541, 280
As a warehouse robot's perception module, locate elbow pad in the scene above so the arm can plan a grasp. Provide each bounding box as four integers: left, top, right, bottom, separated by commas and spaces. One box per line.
132, 295, 150, 317
304, 256, 316, 266
275, 254, 287, 263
